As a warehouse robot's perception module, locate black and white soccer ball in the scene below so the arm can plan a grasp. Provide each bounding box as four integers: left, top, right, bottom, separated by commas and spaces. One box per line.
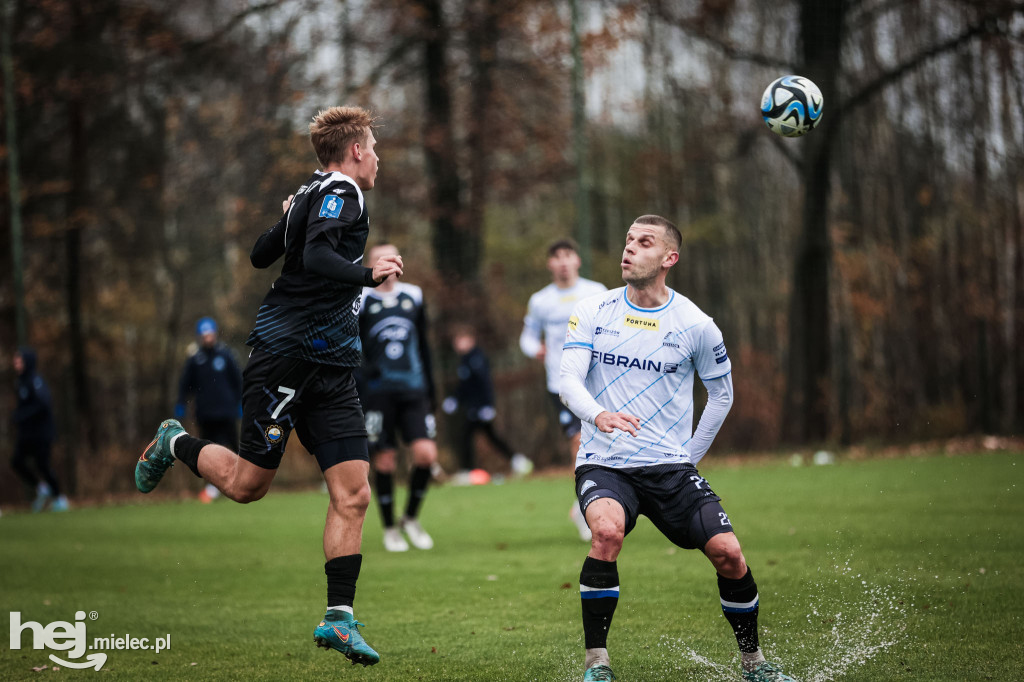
760, 75, 823, 137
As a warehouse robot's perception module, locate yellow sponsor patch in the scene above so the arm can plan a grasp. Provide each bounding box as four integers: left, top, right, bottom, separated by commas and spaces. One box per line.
567, 315, 579, 331
624, 314, 659, 331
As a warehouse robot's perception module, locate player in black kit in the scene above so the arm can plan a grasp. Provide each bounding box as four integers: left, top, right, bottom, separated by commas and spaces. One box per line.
358, 242, 439, 553
135, 106, 400, 666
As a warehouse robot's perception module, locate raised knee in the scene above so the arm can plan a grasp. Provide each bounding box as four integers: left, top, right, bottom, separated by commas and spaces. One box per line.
332, 483, 370, 515
229, 485, 268, 504
590, 518, 624, 549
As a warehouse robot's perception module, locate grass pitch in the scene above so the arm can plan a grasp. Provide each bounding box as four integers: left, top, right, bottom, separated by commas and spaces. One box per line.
1, 451, 1022, 680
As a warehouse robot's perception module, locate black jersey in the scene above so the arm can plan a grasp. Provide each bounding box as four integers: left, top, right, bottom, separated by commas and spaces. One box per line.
246, 170, 376, 367
358, 283, 435, 398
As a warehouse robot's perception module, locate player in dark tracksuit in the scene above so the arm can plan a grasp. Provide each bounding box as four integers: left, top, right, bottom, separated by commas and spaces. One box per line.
135, 107, 400, 666
175, 316, 243, 501
11, 347, 67, 512
358, 243, 439, 552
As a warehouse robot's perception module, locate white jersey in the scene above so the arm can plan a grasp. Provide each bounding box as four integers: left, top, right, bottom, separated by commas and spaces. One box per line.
520, 278, 607, 393
562, 287, 732, 469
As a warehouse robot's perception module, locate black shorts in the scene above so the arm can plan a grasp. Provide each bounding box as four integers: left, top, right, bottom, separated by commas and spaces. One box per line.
549, 391, 582, 438
239, 349, 368, 470
362, 390, 436, 453
575, 463, 734, 550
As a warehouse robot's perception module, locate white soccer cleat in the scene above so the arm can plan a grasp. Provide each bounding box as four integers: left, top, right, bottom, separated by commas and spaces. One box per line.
401, 517, 434, 550
570, 503, 592, 542
511, 453, 534, 476
383, 527, 409, 552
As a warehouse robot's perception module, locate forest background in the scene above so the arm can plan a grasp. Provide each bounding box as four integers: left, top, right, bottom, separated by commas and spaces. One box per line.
0, 0, 1022, 501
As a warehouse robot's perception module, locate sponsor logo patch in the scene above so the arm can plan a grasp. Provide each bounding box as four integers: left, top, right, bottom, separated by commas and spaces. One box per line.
318, 195, 343, 219
714, 341, 729, 364
595, 326, 620, 337
568, 315, 579, 331
625, 314, 659, 331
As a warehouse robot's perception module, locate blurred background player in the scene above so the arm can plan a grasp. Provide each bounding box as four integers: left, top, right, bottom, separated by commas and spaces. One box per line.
11, 347, 67, 512
519, 239, 606, 540
443, 326, 531, 482
174, 316, 243, 503
358, 242, 438, 552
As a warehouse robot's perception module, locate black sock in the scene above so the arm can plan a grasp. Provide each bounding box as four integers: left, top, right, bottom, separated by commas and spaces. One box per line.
719, 568, 760, 653
172, 434, 211, 478
404, 466, 431, 519
325, 554, 362, 611
580, 556, 619, 649
375, 471, 395, 527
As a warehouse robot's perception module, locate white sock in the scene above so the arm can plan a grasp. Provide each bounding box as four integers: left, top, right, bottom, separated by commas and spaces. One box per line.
741, 648, 766, 672
169, 433, 184, 458
327, 605, 354, 616
584, 647, 610, 670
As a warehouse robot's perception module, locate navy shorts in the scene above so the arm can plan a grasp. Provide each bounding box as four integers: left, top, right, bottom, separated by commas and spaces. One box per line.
549, 391, 582, 438
575, 463, 734, 550
362, 390, 436, 453
240, 349, 368, 470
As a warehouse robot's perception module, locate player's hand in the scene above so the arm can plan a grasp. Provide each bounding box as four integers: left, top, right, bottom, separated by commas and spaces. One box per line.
535, 345, 546, 361
282, 195, 294, 213
372, 254, 403, 284
595, 411, 641, 436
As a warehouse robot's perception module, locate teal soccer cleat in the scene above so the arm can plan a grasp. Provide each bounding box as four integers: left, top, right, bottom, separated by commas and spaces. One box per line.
135, 419, 185, 493
743, 660, 796, 682
314, 611, 380, 666
583, 664, 615, 681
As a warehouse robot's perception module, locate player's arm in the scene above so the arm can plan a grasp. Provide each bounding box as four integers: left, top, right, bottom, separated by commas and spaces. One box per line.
558, 301, 639, 435
303, 192, 402, 286
519, 295, 544, 359
688, 321, 734, 465
559, 348, 640, 436
250, 196, 295, 268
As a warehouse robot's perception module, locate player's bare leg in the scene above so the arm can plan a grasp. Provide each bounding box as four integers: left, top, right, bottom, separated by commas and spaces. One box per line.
704, 533, 794, 682
315, 459, 379, 665
578, 498, 625, 681
196, 443, 276, 503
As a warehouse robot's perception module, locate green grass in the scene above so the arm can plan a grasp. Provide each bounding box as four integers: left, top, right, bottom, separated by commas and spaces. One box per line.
2, 452, 1022, 681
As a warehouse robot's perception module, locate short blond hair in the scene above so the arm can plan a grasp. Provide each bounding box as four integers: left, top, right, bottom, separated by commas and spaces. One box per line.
309, 106, 376, 167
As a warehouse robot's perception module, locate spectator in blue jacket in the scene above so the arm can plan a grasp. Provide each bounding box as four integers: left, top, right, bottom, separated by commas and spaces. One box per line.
175, 317, 243, 502
11, 347, 67, 511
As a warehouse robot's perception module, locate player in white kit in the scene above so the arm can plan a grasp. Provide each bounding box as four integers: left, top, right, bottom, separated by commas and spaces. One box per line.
520, 239, 606, 540
559, 216, 794, 682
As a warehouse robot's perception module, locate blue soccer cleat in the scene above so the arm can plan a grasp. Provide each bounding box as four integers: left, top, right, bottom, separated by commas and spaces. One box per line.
743, 660, 796, 682
583, 664, 616, 681
135, 419, 185, 493
314, 611, 380, 666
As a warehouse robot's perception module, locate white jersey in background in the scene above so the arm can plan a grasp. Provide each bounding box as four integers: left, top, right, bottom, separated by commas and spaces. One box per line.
520, 278, 607, 393
560, 287, 733, 470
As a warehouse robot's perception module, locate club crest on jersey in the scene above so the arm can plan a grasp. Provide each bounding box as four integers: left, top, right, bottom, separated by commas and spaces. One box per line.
318, 195, 343, 219
624, 314, 659, 331
662, 332, 679, 349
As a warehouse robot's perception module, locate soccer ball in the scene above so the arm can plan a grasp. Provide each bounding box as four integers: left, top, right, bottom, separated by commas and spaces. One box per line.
760, 75, 823, 137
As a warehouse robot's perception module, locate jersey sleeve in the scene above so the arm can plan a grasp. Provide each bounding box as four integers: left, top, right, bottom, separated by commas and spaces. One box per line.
306, 184, 364, 246
693, 319, 731, 380
562, 298, 595, 351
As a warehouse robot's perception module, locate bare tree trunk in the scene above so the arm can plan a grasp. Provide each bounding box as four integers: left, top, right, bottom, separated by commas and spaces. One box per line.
781, 0, 846, 443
